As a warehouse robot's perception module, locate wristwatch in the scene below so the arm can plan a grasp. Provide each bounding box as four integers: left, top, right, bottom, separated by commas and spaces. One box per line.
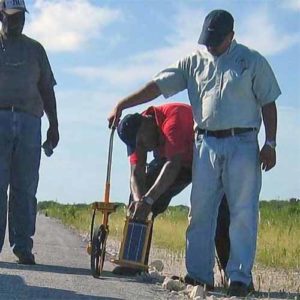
265, 140, 277, 149
142, 196, 155, 206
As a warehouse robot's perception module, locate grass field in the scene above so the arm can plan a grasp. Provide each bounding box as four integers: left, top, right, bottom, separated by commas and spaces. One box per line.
38, 199, 300, 270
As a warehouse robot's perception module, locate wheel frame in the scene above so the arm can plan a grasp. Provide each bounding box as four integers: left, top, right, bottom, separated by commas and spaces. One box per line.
91, 224, 107, 278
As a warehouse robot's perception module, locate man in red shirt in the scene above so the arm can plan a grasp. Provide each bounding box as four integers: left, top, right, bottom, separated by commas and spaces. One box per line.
114, 103, 230, 282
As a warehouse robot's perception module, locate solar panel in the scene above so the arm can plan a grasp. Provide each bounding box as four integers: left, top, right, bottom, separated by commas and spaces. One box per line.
112, 217, 152, 269
123, 221, 147, 262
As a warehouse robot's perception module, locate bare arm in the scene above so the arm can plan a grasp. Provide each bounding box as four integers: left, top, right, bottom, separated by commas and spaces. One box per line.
130, 164, 146, 202
40, 86, 59, 149
262, 101, 277, 142
129, 147, 147, 202
108, 81, 161, 127
145, 155, 182, 202
130, 155, 182, 221
260, 101, 277, 171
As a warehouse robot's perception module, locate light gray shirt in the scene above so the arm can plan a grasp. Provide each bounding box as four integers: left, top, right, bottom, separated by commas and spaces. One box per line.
153, 40, 281, 130
0, 34, 56, 117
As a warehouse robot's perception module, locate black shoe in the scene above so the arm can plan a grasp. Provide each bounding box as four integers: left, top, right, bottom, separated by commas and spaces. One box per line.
14, 250, 36, 265
227, 281, 253, 297
248, 280, 255, 292
171, 274, 214, 291
112, 266, 143, 276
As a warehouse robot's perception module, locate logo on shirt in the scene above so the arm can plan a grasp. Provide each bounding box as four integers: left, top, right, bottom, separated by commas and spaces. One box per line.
235, 57, 249, 75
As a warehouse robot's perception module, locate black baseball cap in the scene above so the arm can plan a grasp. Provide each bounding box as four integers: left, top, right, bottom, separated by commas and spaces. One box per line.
0, 0, 28, 14
117, 113, 143, 155
198, 9, 234, 47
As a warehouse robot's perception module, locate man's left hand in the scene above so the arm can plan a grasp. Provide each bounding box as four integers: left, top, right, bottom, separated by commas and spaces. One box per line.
43, 125, 59, 150
260, 144, 276, 171
128, 200, 152, 222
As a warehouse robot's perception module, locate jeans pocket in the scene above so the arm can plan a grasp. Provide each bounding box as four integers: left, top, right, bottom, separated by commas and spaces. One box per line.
236, 131, 257, 144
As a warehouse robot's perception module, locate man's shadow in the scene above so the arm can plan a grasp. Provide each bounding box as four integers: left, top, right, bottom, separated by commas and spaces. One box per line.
0, 261, 91, 276
254, 291, 300, 300
0, 261, 140, 282
211, 288, 299, 299
0, 274, 121, 299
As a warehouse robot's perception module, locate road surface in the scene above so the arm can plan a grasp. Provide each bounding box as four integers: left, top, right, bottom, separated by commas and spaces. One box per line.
0, 214, 172, 300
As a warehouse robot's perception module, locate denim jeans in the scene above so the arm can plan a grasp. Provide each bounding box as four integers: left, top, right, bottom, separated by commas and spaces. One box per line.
186, 131, 261, 286
129, 158, 230, 268
0, 111, 41, 255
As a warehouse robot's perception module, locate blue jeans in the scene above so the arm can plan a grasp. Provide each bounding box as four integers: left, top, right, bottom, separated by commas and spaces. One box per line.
0, 111, 41, 255
186, 131, 261, 286
129, 158, 230, 268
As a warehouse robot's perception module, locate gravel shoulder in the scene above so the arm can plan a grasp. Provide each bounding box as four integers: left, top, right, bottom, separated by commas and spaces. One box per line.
104, 228, 300, 299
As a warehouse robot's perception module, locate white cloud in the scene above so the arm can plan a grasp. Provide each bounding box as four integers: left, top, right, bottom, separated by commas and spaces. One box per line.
65, 6, 204, 87
236, 10, 300, 56
25, 0, 121, 52
66, 5, 299, 87
281, 0, 300, 11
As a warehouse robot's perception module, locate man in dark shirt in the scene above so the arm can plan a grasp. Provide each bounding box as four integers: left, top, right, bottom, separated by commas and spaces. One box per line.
0, 0, 59, 264
114, 103, 230, 284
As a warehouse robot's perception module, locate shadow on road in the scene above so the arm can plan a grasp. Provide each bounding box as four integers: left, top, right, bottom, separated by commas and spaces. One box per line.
0, 261, 92, 276
0, 261, 141, 283
209, 288, 299, 299
254, 291, 300, 299
0, 274, 122, 299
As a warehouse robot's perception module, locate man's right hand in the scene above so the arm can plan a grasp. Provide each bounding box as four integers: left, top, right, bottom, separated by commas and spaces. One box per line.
108, 104, 122, 128
128, 200, 152, 222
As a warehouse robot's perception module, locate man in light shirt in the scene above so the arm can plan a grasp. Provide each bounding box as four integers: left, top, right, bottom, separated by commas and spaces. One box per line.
108, 9, 280, 296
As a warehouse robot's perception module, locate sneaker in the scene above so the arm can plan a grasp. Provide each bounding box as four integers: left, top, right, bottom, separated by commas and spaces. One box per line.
112, 266, 143, 276
227, 281, 253, 297
13, 250, 36, 265
171, 274, 214, 291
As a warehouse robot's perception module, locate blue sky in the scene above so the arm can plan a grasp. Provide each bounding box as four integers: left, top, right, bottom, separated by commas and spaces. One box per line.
22, 0, 300, 205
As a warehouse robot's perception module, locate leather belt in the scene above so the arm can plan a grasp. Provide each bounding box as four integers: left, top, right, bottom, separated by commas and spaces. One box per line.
0, 106, 23, 113
196, 127, 257, 138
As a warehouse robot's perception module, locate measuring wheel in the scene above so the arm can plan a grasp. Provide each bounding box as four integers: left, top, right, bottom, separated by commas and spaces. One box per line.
91, 224, 107, 278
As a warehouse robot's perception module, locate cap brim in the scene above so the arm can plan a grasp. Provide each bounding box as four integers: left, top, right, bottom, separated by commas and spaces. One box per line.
3, 8, 28, 15
198, 30, 225, 47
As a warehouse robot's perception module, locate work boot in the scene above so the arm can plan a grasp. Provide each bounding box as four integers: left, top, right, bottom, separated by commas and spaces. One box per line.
112, 266, 143, 276
227, 281, 253, 297
13, 250, 35, 265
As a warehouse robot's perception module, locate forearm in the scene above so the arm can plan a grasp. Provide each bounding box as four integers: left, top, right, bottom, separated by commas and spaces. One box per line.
262, 101, 277, 142
145, 159, 181, 201
41, 87, 58, 127
130, 165, 146, 202
117, 81, 161, 111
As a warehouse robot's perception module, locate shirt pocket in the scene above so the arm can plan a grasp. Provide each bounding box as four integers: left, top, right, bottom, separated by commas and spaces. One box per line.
223, 66, 252, 96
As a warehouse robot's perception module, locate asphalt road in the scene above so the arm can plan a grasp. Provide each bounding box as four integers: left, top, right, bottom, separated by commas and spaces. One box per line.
0, 214, 172, 300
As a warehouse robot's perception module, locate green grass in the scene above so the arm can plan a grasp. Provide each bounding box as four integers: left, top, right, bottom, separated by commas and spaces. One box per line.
38, 200, 300, 270
257, 201, 300, 269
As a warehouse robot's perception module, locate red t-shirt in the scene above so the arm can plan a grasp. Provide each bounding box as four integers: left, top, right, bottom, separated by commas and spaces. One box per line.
129, 103, 194, 167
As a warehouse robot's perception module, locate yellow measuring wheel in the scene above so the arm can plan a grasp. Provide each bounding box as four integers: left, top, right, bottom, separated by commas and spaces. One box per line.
87, 128, 118, 278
